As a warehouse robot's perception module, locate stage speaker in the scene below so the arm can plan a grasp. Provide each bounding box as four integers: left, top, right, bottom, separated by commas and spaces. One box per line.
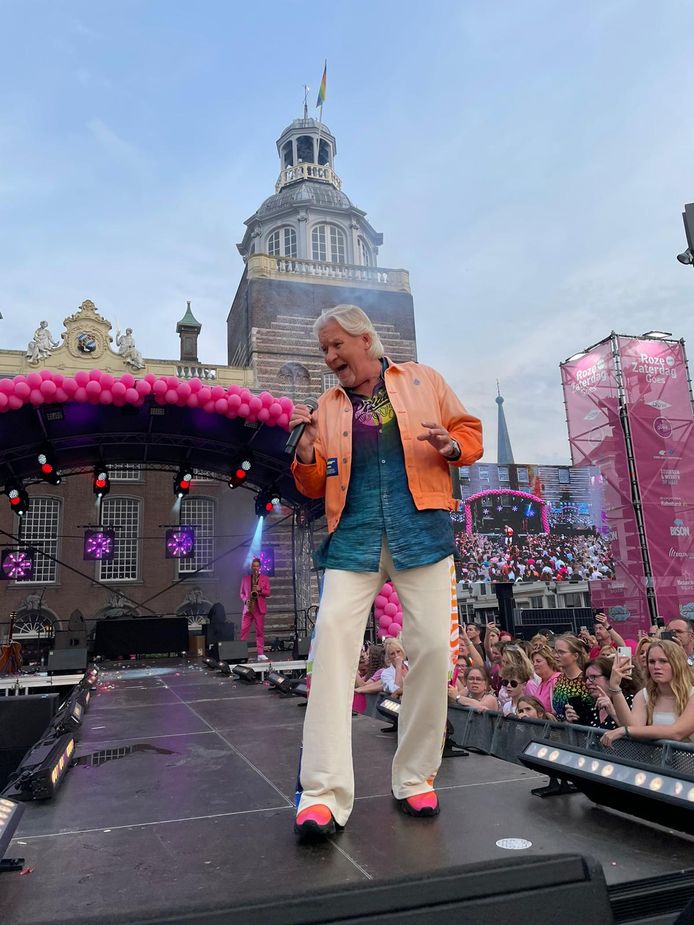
98, 853, 614, 924
0, 693, 59, 790
293, 636, 311, 659
46, 647, 88, 674
53, 630, 87, 650
210, 640, 248, 664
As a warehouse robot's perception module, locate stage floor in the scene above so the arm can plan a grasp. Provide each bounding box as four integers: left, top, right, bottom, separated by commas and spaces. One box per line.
3, 659, 694, 924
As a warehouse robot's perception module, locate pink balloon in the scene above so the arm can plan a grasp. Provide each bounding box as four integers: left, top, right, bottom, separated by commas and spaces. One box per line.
259, 391, 273, 404
188, 378, 202, 393
144, 372, 157, 384
388, 623, 401, 637
54, 387, 68, 402
75, 370, 89, 386
14, 381, 30, 399
176, 382, 191, 399
135, 379, 151, 396
384, 602, 397, 617
198, 387, 211, 404
74, 387, 88, 402
153, 380, 167, 396
215, 398, 228, 414
210, 386, 225, 401
279, 396, 293, 413
277, 413, 289, 429
40, 380, 57, 398
203, 400, 215, 413
125, 388, 139, 404
27, 372, 42, 389
228, 394, 241, 410
62, 378, 77, 396
165, 389, 178, 404
100, 373, 114, 389
112, 382, 127, 398
374, 595, 388, 610
8, 395, 22, 410
269, 402, 282, 418
88, 369, 102, 381
30, 389, 44, 405
121, 373, 135, 389
257, 408, 269, 422
238, 403, 250, 417
378, 615, 391, 629
85, 381, 101, 398
99, 390, 113, 404
239, 388, 251, 403
39, 368, 54, 381
165, 376, 178, 389
0, 394, 7, 410
187, 394, 199, 408
248, 395, 262, 413
0, 380, 13, 394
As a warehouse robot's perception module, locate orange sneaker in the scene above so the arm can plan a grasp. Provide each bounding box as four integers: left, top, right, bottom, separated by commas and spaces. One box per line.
294, 803, 337, 839
399, 791, 440, 817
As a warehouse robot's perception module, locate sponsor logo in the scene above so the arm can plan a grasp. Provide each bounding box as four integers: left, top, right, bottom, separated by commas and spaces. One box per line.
584, 408, 601, 422
656, 448, 680, 459
608, 605, 629, 623
682, 602, 694, 620
646, 399, 671, 410
661, 468, 681, 484
570, 357, 609, 394
661, 497, 685, 507
654, 417, 672, 438
670, 518, 690, 537
630, 352, 678, 383
669, 548, 689, 558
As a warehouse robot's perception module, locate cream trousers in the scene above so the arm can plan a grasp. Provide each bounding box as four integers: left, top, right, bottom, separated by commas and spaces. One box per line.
298, 542, 454, 826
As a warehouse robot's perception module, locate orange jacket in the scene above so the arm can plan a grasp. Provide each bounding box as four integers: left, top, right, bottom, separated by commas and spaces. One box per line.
291, 359, 483, 533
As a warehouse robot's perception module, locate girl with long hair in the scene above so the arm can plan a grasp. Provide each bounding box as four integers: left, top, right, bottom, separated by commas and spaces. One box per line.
551, 634, 592, 723
601, 640, 694, 746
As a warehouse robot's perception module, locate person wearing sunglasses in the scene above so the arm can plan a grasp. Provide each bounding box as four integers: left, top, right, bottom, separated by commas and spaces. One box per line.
500, 663, 532, 716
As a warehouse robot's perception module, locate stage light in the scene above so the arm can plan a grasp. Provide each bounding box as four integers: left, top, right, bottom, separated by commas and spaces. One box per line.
259, 545, 275, 577
37, 448, 61, 485
173, 468, 193, 498
50, 690, 87, 735
0, 548, 35, 581
676, 248, 693, 265
267, 670, 293, 694
255, 488, 281, 517
519, 739, 694, 837
5, 483, 29, 517
165, 526, 196, 559
228, 454, 252, 489
377, 698, 401, 725
4, 733, 76, 802
93, 467, 110, 497
231, 664, 257, 684
566, 351, 587, 362
83, 528, 115, 561
203, 657, 220, 670
0, 798, 25, 873
641, 330, 673, 339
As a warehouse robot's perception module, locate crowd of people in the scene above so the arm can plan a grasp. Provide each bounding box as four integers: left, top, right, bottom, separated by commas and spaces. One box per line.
454, 532, 616, 583
354, 613, 694, 746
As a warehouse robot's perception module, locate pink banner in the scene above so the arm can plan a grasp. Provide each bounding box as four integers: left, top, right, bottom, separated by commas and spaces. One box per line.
561, 341, 650, 633
618, 338, 694, 623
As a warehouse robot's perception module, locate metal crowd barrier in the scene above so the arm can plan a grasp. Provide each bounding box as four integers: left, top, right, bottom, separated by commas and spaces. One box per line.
359, 694, 694, 774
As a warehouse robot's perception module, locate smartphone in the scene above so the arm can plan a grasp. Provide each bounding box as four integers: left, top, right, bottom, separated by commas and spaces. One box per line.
567, 696, 591, 724
617, 646, 632, 660
660, 630, 676, 642
579, 625, 588, 633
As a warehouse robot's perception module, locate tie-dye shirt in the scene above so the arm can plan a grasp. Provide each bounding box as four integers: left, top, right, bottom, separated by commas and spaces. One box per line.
314, 367, 454, 572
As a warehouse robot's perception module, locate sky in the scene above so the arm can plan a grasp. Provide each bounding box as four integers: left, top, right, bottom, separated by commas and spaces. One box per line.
1, 0, 694, 464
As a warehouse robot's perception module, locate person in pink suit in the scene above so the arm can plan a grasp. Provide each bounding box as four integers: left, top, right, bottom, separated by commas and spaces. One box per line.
239, 558, 271, 660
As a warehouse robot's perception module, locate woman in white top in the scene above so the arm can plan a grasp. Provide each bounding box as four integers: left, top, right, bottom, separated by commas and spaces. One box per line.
601, 640, 694, 747
379, 638, 408, 696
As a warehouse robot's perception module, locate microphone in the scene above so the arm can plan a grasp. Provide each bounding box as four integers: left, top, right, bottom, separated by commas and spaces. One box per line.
284, 397, 318, 456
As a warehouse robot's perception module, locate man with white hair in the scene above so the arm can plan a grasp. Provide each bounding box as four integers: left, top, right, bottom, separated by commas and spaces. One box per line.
289, 304, 483, 839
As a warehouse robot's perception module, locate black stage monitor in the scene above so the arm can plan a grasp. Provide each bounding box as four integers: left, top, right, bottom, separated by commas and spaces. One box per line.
46, 647, 88, 675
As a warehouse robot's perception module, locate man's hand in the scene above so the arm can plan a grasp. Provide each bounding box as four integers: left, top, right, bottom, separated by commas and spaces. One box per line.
418, 421, 457, 458
288, 403, 319, 463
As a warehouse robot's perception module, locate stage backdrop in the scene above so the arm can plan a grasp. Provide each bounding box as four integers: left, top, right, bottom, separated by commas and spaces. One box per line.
451, 461, 616, 592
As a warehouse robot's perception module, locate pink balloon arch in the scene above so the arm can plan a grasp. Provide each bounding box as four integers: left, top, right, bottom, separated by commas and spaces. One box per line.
374, 581, 403, 639
0, 369, 294, 429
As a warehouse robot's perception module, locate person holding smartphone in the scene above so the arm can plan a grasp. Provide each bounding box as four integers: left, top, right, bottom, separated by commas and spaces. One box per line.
552, 634, 592, 722
601, 640, 694, 746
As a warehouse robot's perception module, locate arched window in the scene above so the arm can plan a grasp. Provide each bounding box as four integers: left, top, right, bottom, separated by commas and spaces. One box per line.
267, 227, 297, 259
278, 362, 311, 396
99, 497, 141, 582
297, 135, 314, 163
179, 498, 215, 575
357, 237, 372, 267
312, 224, 346, 264
282, 140, 294, 168
16, 497, 61, 583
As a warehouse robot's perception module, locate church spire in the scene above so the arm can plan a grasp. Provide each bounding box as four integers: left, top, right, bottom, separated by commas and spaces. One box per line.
495, 381, 515, 465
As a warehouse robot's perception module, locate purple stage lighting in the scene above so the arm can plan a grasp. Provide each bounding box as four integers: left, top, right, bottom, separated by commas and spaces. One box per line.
259, 545, 275, 576
83, 529, 116, 561
165, 526, 196, 559
0, 548, 35, 581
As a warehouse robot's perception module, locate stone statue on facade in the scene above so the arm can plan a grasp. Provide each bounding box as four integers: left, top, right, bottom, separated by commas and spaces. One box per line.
26, 321, 59, 364
116, 328, 145, 369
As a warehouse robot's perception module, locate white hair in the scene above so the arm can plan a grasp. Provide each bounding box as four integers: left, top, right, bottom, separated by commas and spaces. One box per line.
312, 304, 385, 359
